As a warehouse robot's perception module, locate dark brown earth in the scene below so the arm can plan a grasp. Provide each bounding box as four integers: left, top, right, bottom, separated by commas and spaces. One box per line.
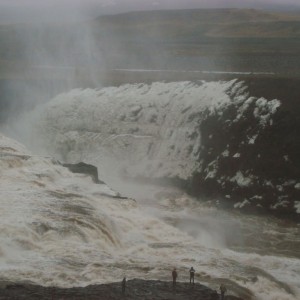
0, 279, 244, 300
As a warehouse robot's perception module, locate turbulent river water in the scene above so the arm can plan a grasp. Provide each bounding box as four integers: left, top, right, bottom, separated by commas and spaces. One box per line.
1, 80, 300, 300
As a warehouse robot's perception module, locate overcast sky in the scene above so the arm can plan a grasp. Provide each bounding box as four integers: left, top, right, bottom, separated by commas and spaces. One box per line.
0, 0, 300, 23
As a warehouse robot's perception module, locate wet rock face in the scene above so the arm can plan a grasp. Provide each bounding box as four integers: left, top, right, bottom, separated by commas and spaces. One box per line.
190, 79, 300, 220
0, 279, 243, 300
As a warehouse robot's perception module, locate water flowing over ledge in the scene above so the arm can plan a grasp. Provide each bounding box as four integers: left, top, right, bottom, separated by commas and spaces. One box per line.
24, 80, 300, 220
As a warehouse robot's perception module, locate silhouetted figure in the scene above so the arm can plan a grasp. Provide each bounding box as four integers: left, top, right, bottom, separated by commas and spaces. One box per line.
220, 283, 227, 300
189, 267, 195, 284
172, 268, 178, 287
122, 277, 126, 295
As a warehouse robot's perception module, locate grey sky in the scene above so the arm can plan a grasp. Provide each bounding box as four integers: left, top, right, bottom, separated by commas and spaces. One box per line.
0, 0, 300, 23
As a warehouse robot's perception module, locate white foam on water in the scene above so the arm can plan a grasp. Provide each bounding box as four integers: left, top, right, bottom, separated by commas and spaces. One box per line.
1, 81, 299, 300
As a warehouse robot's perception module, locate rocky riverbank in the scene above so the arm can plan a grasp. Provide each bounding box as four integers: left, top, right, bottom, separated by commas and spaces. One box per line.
0, 279, 244, 300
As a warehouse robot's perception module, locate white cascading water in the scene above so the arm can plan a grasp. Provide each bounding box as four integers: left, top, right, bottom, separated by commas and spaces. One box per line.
1, 81, 299, 300
21, 80, 250, 179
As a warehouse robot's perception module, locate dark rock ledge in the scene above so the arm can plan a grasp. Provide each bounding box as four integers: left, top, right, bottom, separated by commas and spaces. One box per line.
62, 162, 104, 184
0, 279, 244, 300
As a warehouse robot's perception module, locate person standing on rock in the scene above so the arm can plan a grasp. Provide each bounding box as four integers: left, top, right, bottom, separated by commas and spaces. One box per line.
172, 268, 178, 287
219, 283, 227, 300
122, 276, 126, 295
189, 267, 195, 284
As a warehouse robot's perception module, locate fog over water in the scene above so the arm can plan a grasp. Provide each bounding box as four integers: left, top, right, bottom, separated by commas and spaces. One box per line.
0, 2, 300, 300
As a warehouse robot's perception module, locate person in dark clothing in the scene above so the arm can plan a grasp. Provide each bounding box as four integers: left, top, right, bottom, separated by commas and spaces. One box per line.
220, 283, 227, 300
172, 268, 178, 287
189, 267, 195, 284
122, 277, 126, 294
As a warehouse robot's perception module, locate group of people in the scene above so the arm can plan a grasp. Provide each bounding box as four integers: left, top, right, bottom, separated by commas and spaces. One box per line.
172, 267, 195, 286
122, 267, 227, 299
172, 267, 194, 286
172, 267, 227, 299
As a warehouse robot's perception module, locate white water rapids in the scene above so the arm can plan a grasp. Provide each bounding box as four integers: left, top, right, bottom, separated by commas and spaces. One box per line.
1, 81, 299, 300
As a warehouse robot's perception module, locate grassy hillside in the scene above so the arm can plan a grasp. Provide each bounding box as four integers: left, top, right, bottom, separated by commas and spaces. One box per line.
0, 8, 300, 80
95, 9, 300, 76
94, 9, 300, 39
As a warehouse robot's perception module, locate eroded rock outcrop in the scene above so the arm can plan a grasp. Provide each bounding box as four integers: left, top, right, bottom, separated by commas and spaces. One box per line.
62, 161, 104, 184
